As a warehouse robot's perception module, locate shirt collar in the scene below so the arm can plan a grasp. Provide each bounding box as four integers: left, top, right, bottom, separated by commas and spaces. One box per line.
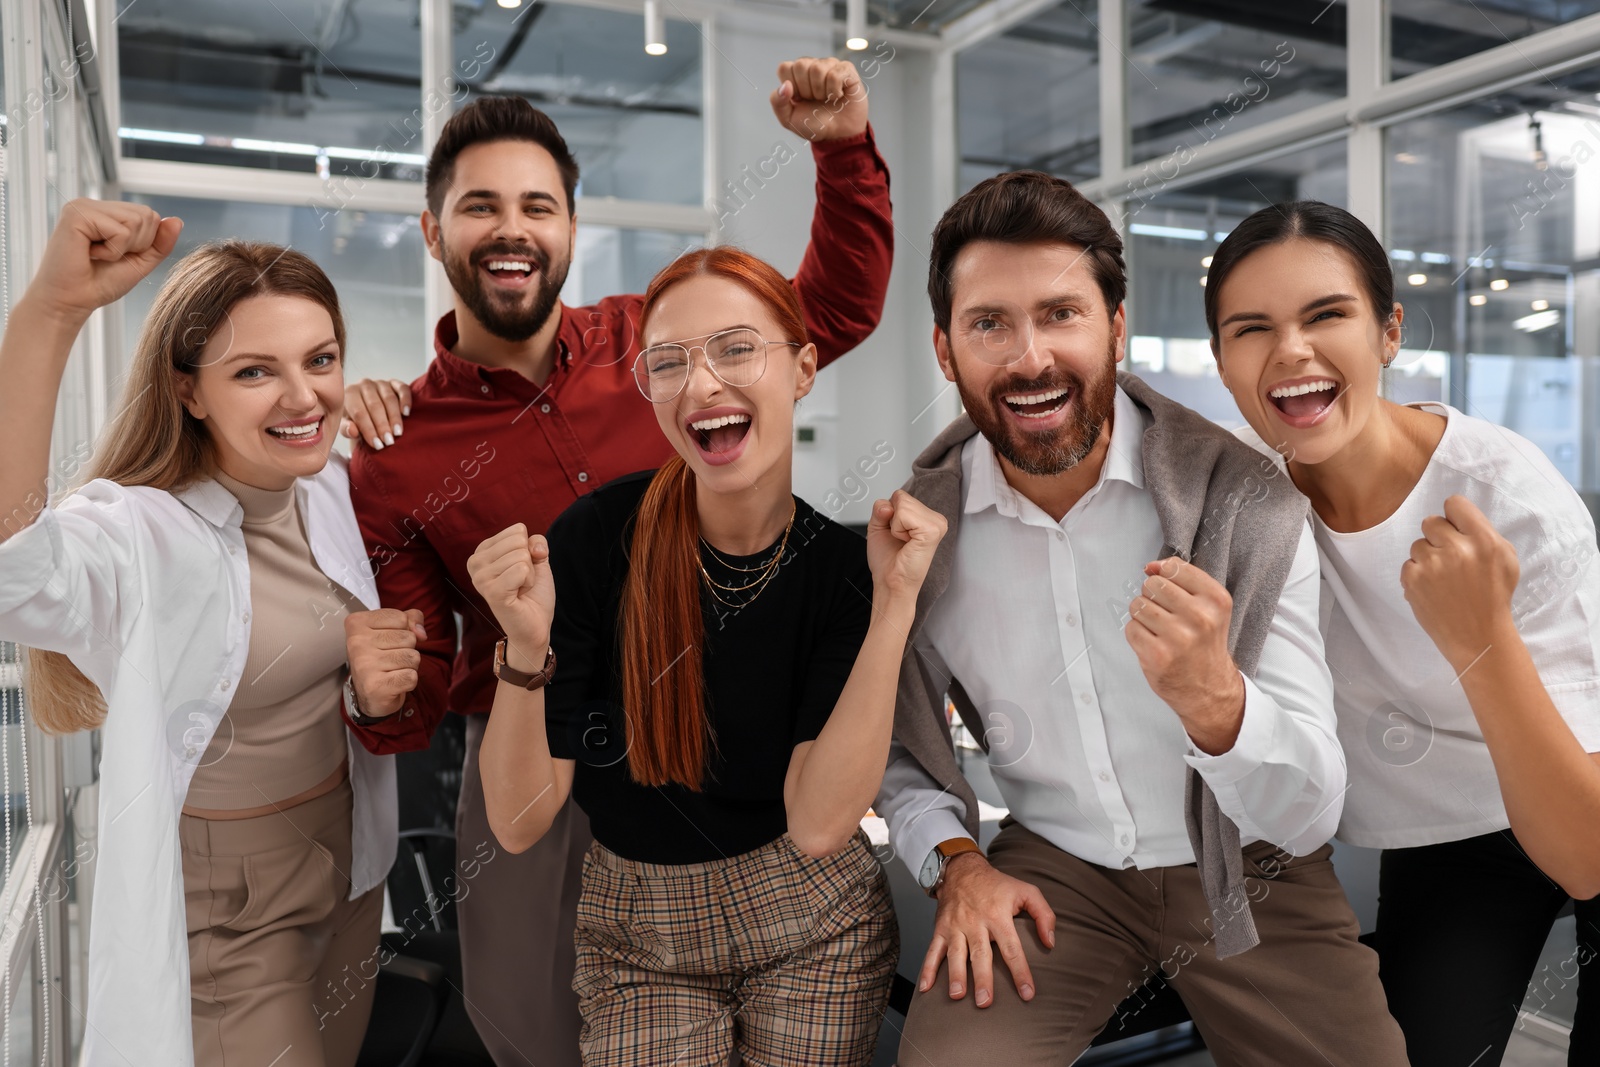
964, 383, 1146, 519
431, 309, 572, 391
173, 477, 244, 529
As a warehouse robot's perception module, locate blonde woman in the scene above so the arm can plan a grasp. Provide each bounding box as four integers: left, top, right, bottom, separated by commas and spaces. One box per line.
0, 200, 397, 1066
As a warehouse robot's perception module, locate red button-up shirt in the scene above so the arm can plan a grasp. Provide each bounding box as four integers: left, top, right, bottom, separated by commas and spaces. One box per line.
346, 128, 893, 753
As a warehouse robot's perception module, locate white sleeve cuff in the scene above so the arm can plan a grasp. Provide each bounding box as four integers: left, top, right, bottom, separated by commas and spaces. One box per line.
1184, 672, 1278, 784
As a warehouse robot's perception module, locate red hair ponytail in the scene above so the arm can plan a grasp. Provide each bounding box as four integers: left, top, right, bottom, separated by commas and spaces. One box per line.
619, 247, 807, 790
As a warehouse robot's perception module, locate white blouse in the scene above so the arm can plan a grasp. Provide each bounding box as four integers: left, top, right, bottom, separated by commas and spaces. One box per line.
1243, 404, 1600, 849
0, 456, 397, 1067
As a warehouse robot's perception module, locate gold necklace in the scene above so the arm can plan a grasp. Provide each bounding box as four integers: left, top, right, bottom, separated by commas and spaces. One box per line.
698, 504, 796, 606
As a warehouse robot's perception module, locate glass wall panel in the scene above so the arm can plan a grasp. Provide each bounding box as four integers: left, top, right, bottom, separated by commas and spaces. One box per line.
1127, 139, 1348, 425
116, 0, 425, 179
122, 195, 429, 388
1391, 1, 1600, 78
957, 0, 1099, 192
1127, 1, 1345, 164
1386, 70, 1600, 491
453, 2, 703, 206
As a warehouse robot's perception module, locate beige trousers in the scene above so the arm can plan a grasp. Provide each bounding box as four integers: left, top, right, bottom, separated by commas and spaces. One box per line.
898, 819, 1408, 1067
182, 777, 384, 1067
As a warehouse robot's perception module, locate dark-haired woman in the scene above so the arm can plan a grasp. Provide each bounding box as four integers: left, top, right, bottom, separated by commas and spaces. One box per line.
468, 246, 943, 1066
0, 201, 396, 1065
1205, 199, 1600, 1067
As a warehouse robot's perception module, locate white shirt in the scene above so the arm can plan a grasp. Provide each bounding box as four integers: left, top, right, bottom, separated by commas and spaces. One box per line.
0, 457, 397, 1067
878, 387, 1346, 877
1243, 404, 1600, 849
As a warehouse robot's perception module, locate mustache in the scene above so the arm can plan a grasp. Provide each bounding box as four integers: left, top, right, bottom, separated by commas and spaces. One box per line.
988, 369, 1080, 403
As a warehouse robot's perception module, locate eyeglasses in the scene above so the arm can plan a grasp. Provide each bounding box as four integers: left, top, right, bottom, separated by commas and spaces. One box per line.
632, 328, 802, 403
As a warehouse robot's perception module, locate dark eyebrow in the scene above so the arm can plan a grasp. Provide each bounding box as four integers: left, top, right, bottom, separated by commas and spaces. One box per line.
458, 189, 561, 206
221, 338, 340, 366
960, 292, 1091, 317
1218, 292, 1359, 329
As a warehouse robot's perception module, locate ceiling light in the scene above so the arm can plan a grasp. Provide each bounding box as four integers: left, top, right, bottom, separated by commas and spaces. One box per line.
1199, 275, 1208, 286
1514, 309, 1561, 332
496, 0, 522, 7
1201, 255, 1213, 268
1407, 273, 1428, 286
1531, 298, 1550, 311
1469, 294, 1487, 306
1394, 152, 1420, 164
1490, 278, 1510, 291
846, 0, 868, 50
644, 0, 667, 55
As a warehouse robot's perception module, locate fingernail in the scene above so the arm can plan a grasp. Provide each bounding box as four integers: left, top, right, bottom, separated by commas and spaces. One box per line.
402, 405, 411, 416
976, 989, 990, 1006
950, 983, 963, 997
393, 423, 403, 437
384, 432, 395, 447
1020, 984, 1034, 999
918, 979, 929, 992
371, 438, 384, 450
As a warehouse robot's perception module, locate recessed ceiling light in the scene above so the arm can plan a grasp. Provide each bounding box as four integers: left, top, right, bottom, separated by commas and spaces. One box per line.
1469, 294, 1488, 306
1531, 298, 1550, 311
1199, 276, 1208, 287
1490, 278, 1510, 291
1407, 273, 1428, 286
1201, 255, 1213, 268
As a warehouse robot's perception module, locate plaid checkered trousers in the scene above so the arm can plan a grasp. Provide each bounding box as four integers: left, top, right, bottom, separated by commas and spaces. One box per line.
572, 829, 899, 1066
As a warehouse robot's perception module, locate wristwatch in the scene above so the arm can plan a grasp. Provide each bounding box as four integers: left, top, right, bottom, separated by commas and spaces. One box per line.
343, 677, 392, 728
494, 639, 557, 691
918, 837, 982, 897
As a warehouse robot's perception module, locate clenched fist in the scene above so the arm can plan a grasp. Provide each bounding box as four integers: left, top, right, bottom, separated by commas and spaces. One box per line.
345, 608, 427, 719
468, 523, 556, 670
29, 199, 183, 325
1401, 495, 1520, 671
865, 489, 946, 604
770, 57, 869, 143
1124, 557, 1246, 755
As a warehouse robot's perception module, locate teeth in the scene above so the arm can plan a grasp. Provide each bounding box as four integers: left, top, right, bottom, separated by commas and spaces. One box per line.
690, 414, 751, 431
1004, 387, 1068, 408
1269, 380, 1338, 399
484, 260, 531, 272
268, 421, 320, 438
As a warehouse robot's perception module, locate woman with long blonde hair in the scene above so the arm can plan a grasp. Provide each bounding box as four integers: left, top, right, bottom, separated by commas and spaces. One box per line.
0, 200, 396, 1066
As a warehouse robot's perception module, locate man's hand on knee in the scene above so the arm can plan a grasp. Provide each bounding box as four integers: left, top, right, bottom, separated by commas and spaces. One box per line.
917, 852, 1056, 1008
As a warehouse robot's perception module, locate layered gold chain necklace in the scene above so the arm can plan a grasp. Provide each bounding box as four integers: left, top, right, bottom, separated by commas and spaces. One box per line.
697, 503, 797, 609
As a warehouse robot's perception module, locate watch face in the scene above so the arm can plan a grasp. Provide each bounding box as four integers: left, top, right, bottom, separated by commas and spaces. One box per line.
918, 847, 942, 890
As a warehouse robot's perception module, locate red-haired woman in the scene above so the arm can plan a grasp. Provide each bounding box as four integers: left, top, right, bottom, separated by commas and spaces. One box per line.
467, 246, 944, 1066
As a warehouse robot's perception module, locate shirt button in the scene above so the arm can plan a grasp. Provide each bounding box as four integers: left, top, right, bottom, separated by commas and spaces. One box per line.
403, 708, 415, 718
242, 612, 250, 624
227, 545, 237, 556
1098, 771, 1110, 782
219, 679, 231, 692
1121, 833, 1131, 846
577, 472, 589, 483
480, 384, 490, 395
1078, 691, 1092, 705
1066, 613, 1078, 627
540, 403, 551, 414
1054, 530, 1065, 540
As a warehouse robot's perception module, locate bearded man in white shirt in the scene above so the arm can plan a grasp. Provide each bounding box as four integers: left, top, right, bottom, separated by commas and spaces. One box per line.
877, 171, 1407, 1065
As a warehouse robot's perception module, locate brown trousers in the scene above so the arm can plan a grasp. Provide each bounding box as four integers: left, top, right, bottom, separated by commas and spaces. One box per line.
456, 712, 589, 1067
182, 778, 384, 1067
898, 820, 1408, 1067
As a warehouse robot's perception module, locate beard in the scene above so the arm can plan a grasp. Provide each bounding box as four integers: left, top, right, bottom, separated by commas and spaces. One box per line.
952, 337, 1119, 477
440, 235, 571, 342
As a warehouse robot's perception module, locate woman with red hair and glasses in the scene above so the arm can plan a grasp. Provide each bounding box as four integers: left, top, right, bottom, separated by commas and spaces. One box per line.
466, 246, 944, 1066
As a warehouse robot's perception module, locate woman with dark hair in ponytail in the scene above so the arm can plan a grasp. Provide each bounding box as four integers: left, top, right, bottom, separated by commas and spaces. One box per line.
469, 246, 944, 1066
1206, 200, 1600, 1067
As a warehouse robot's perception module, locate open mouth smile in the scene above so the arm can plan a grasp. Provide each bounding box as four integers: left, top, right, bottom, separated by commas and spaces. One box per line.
686, 409, 752, 467
1266, 377, 1341, 428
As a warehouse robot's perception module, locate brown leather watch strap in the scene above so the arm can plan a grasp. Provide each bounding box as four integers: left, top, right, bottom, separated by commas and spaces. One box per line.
493, 639, 557, 691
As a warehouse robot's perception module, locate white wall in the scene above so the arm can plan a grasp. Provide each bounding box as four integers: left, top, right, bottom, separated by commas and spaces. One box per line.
708, 7, 958, 526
